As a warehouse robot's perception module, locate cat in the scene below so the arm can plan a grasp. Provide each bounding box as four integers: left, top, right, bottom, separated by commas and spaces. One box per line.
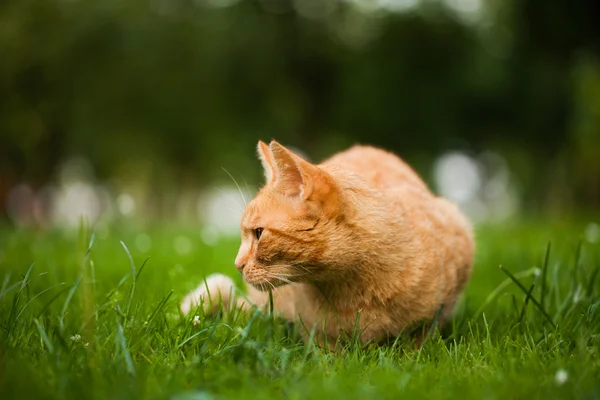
181, 140, 475, 349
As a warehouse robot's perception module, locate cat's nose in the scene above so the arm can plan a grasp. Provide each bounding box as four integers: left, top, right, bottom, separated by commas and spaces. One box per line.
235, 261, 245, 272
235, 244, 249, 273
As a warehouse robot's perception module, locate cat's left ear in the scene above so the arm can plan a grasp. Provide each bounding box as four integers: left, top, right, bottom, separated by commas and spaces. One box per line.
257, 140, 277, 184
269, 141, 322, 200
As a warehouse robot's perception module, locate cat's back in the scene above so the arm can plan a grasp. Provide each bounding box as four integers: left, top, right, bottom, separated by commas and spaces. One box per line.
321, 145, 428, 192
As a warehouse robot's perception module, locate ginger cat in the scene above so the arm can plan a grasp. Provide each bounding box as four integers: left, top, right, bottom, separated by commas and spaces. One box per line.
181, 140, 475, 348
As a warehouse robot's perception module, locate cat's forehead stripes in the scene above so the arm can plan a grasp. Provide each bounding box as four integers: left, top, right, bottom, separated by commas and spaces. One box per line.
241, 192, 282, 229
242, 190, 316, 231
241, 200, 259, 228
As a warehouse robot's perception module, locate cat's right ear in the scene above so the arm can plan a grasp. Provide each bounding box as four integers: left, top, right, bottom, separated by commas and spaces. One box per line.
257, 140, 277, 184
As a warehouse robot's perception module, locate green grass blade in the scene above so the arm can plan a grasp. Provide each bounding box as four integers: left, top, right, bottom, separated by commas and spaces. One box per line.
5, 263, 35, 339
473, 267, 539, 318
540, 242, 550, 310
135, 256, 150, 282
586, 266, 599, 298
177, 327, 211, 348
34, 318, 55, 355
518, 283, 535, 324
60, 275, 82, 331
0, 273, 11, 299
115, 319, 135, 377
37, 285, 72, 318
143, 290, 174, 335
499, 265, 556, 328
120, 241, 137, 316
85, 233, 96, 258
16, 282, 67, 322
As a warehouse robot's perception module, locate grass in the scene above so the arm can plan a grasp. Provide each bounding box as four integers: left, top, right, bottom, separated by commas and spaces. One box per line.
0, 218, 599, 399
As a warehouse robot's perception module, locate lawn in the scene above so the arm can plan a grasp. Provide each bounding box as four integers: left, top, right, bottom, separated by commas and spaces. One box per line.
0, 218, 599, 399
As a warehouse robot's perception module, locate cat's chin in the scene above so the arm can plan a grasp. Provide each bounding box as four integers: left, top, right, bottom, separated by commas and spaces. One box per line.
246, 279, 289, 292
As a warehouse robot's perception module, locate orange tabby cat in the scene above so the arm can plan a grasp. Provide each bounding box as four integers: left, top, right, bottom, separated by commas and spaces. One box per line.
181, 140, 475, 348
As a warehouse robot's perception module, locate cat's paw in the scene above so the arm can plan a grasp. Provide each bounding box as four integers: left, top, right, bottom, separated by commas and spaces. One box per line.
180, 273, 237, 315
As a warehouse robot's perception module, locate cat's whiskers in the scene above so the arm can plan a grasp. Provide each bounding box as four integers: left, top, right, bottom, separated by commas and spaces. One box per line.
215, 186, 245, 213
264, 269, 311, 285
293, 265, 313, 276
263, 271, 293, 285
277, 266, 313, 279
263, 271, 290, 284
266, 279, 277, 292
273, 274, 294, 285
221, 167, 248, 206
239, 174, 252, 200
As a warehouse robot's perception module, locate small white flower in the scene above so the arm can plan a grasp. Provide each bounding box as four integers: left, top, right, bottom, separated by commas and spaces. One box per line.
192, 315, 201, 326
533, 268, 542, 277
70, 334, 81, 343
555, 368, 568, 386
83, 342, 89, 348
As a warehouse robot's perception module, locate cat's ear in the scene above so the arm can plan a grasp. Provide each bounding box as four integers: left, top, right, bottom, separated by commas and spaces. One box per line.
269, 141, 319, 200
257, 140, 277, 184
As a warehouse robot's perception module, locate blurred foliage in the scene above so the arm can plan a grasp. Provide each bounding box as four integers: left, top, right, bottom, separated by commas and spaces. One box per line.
0, 0, 599, 214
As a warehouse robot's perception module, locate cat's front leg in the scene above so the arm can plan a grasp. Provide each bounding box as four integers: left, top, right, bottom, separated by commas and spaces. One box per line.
180, 273, 249, 315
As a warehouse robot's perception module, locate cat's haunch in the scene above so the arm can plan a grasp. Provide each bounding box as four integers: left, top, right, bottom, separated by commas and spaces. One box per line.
182, 140, 475, 349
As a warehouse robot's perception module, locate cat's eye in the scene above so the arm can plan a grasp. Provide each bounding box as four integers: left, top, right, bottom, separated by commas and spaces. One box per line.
254, 228, 264, 240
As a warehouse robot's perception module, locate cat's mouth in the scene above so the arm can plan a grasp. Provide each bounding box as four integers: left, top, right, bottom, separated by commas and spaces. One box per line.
242, 265, 299, 291
248, 280, 283, 292
244, 275, 290, 292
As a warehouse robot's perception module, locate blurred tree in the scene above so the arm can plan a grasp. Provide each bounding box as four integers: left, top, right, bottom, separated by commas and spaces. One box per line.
1, 0, 599, 216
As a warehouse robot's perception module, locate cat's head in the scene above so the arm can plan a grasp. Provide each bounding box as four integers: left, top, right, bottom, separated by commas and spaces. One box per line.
235, 140, 342, 291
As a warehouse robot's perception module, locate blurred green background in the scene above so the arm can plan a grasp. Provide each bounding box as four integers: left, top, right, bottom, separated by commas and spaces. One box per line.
1, 0, 599, 232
